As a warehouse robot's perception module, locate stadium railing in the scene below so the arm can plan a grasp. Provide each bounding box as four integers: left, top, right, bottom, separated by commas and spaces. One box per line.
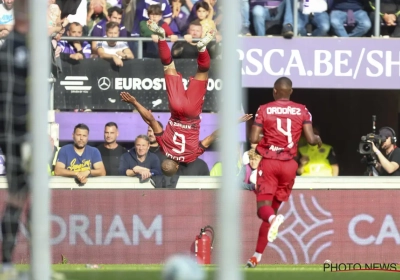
60, 36, 215, 59
1, 177, 399, 189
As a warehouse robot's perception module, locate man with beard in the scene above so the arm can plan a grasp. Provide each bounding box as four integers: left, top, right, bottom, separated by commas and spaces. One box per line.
54, 123, 106, 183
147, 121, 166, 162
97, 122, 126, 176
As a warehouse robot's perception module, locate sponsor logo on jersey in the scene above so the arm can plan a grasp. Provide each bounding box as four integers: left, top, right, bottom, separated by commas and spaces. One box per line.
269, 145, 284, 151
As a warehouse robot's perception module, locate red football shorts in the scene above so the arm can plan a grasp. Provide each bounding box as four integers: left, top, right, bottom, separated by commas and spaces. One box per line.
165, 73, 208, 120
256, 159, 298, 202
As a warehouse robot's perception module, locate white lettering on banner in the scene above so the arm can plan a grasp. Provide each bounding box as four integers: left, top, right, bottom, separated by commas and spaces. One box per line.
335, 50, 352, 77
133, 215, 163, 245
114, 78, 222, 91
266, 107, 301, 115
104, 215, 131, 245
385, 51, 400, 77
366, 51, 384, 77
96, 215, 102, 245
348, 214, 400, 245
263, 49, 284, 75
240, 48, 400, 79
70, 214, 93, 245
51, 215, 67, 245
284, 50, 306, 76
246, 49, 263, 75
43, 214, 163, 246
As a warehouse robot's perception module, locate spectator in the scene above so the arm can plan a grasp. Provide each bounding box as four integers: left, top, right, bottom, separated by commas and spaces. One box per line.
97, 122, 127, 176
251, 0, 294, 38
97, 21, 134, 67
140, 4, 176, 38
177, 158, 210, 175
186, 0, 222, 28
0, 0, 14, 46
171, 19, 219, 58
297, 0, 330, 36
48, 135, 60, 176
119, 135, 162, 182
240, 0, 251, 35
54, 123, 106, 184
369, 0, 400, 37
147, 121, 167, 162
210, 146, 243, 176
130, 0, 172, 37
194, 1, 216, 37
238, 148, 260, 190
140, 4, 177, 58
297, 126, 339, 176
330, 0, 371, 37
48, 0, 62, 36
58, 22, 91, 60
91, 6, 127, 54
87, 0, 112, 35
242, 143, 257, 165
170, 0, 189, 35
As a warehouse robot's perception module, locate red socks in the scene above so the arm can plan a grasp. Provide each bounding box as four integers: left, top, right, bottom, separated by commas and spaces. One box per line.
257, 205, 275, 222
158, 40, 172, 65
197, 49, 210, 72
256, 222, 270, 254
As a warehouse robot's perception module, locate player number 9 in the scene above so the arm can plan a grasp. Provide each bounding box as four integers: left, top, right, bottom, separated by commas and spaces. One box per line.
172, 132, 186, 154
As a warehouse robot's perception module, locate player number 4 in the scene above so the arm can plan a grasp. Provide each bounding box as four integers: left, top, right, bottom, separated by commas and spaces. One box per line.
172, 132, 186, 154
277, 118, 294, 148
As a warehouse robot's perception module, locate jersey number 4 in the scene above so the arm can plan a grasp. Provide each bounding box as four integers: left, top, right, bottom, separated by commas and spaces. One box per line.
172, 132, 186, 154
277, 118, 294, 148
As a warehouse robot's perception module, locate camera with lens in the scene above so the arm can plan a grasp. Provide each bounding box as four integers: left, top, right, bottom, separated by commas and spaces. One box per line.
358, 133, 387, 155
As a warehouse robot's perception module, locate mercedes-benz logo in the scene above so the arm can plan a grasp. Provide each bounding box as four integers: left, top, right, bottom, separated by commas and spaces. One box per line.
98, 77, 111, 90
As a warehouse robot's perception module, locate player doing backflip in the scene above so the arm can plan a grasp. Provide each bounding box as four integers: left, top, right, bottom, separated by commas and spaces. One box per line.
121, 20, 252, 176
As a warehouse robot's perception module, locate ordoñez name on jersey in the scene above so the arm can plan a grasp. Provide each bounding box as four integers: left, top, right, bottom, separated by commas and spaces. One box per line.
266, 107, 301, 115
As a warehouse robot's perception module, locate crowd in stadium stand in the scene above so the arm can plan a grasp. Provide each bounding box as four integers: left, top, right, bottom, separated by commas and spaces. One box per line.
0, 0, 370, 183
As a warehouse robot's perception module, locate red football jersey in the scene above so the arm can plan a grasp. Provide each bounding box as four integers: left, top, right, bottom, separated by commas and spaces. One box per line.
155, 118, 206, 163
254, 100, 312, 160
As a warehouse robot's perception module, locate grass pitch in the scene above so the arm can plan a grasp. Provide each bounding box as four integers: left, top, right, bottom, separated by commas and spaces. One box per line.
15, 264, 400, 280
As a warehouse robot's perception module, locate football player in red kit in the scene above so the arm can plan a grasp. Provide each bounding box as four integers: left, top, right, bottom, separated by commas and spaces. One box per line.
246, 77, 322, 268
121, 92, 252, 176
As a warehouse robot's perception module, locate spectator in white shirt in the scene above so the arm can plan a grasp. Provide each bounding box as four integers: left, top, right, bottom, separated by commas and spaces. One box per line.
97, 21, 134, 67
0, 0, 14, 46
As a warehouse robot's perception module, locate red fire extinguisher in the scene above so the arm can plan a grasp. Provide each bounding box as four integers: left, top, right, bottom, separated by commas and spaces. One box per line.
194, 225, 214, 264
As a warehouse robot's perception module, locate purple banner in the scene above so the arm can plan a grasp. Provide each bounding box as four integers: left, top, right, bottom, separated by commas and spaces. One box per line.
55, 112, 245, 170
56, 112, 246, 142
239, 37, 400, 89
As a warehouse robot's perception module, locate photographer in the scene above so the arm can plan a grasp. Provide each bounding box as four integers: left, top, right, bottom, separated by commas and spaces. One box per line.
370, 127, 400, 176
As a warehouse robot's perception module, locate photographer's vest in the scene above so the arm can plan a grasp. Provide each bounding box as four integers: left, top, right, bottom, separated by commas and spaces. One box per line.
298, 144, 333, 176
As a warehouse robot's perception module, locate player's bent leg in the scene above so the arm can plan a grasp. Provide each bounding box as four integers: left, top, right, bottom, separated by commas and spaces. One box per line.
147, 20, 179, 76
194, 30, 215, 81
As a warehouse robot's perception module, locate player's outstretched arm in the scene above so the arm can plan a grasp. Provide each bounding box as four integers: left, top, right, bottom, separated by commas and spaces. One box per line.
201, 114, 253, 148
303, 123, 322, 147
120, 92, 163, 134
